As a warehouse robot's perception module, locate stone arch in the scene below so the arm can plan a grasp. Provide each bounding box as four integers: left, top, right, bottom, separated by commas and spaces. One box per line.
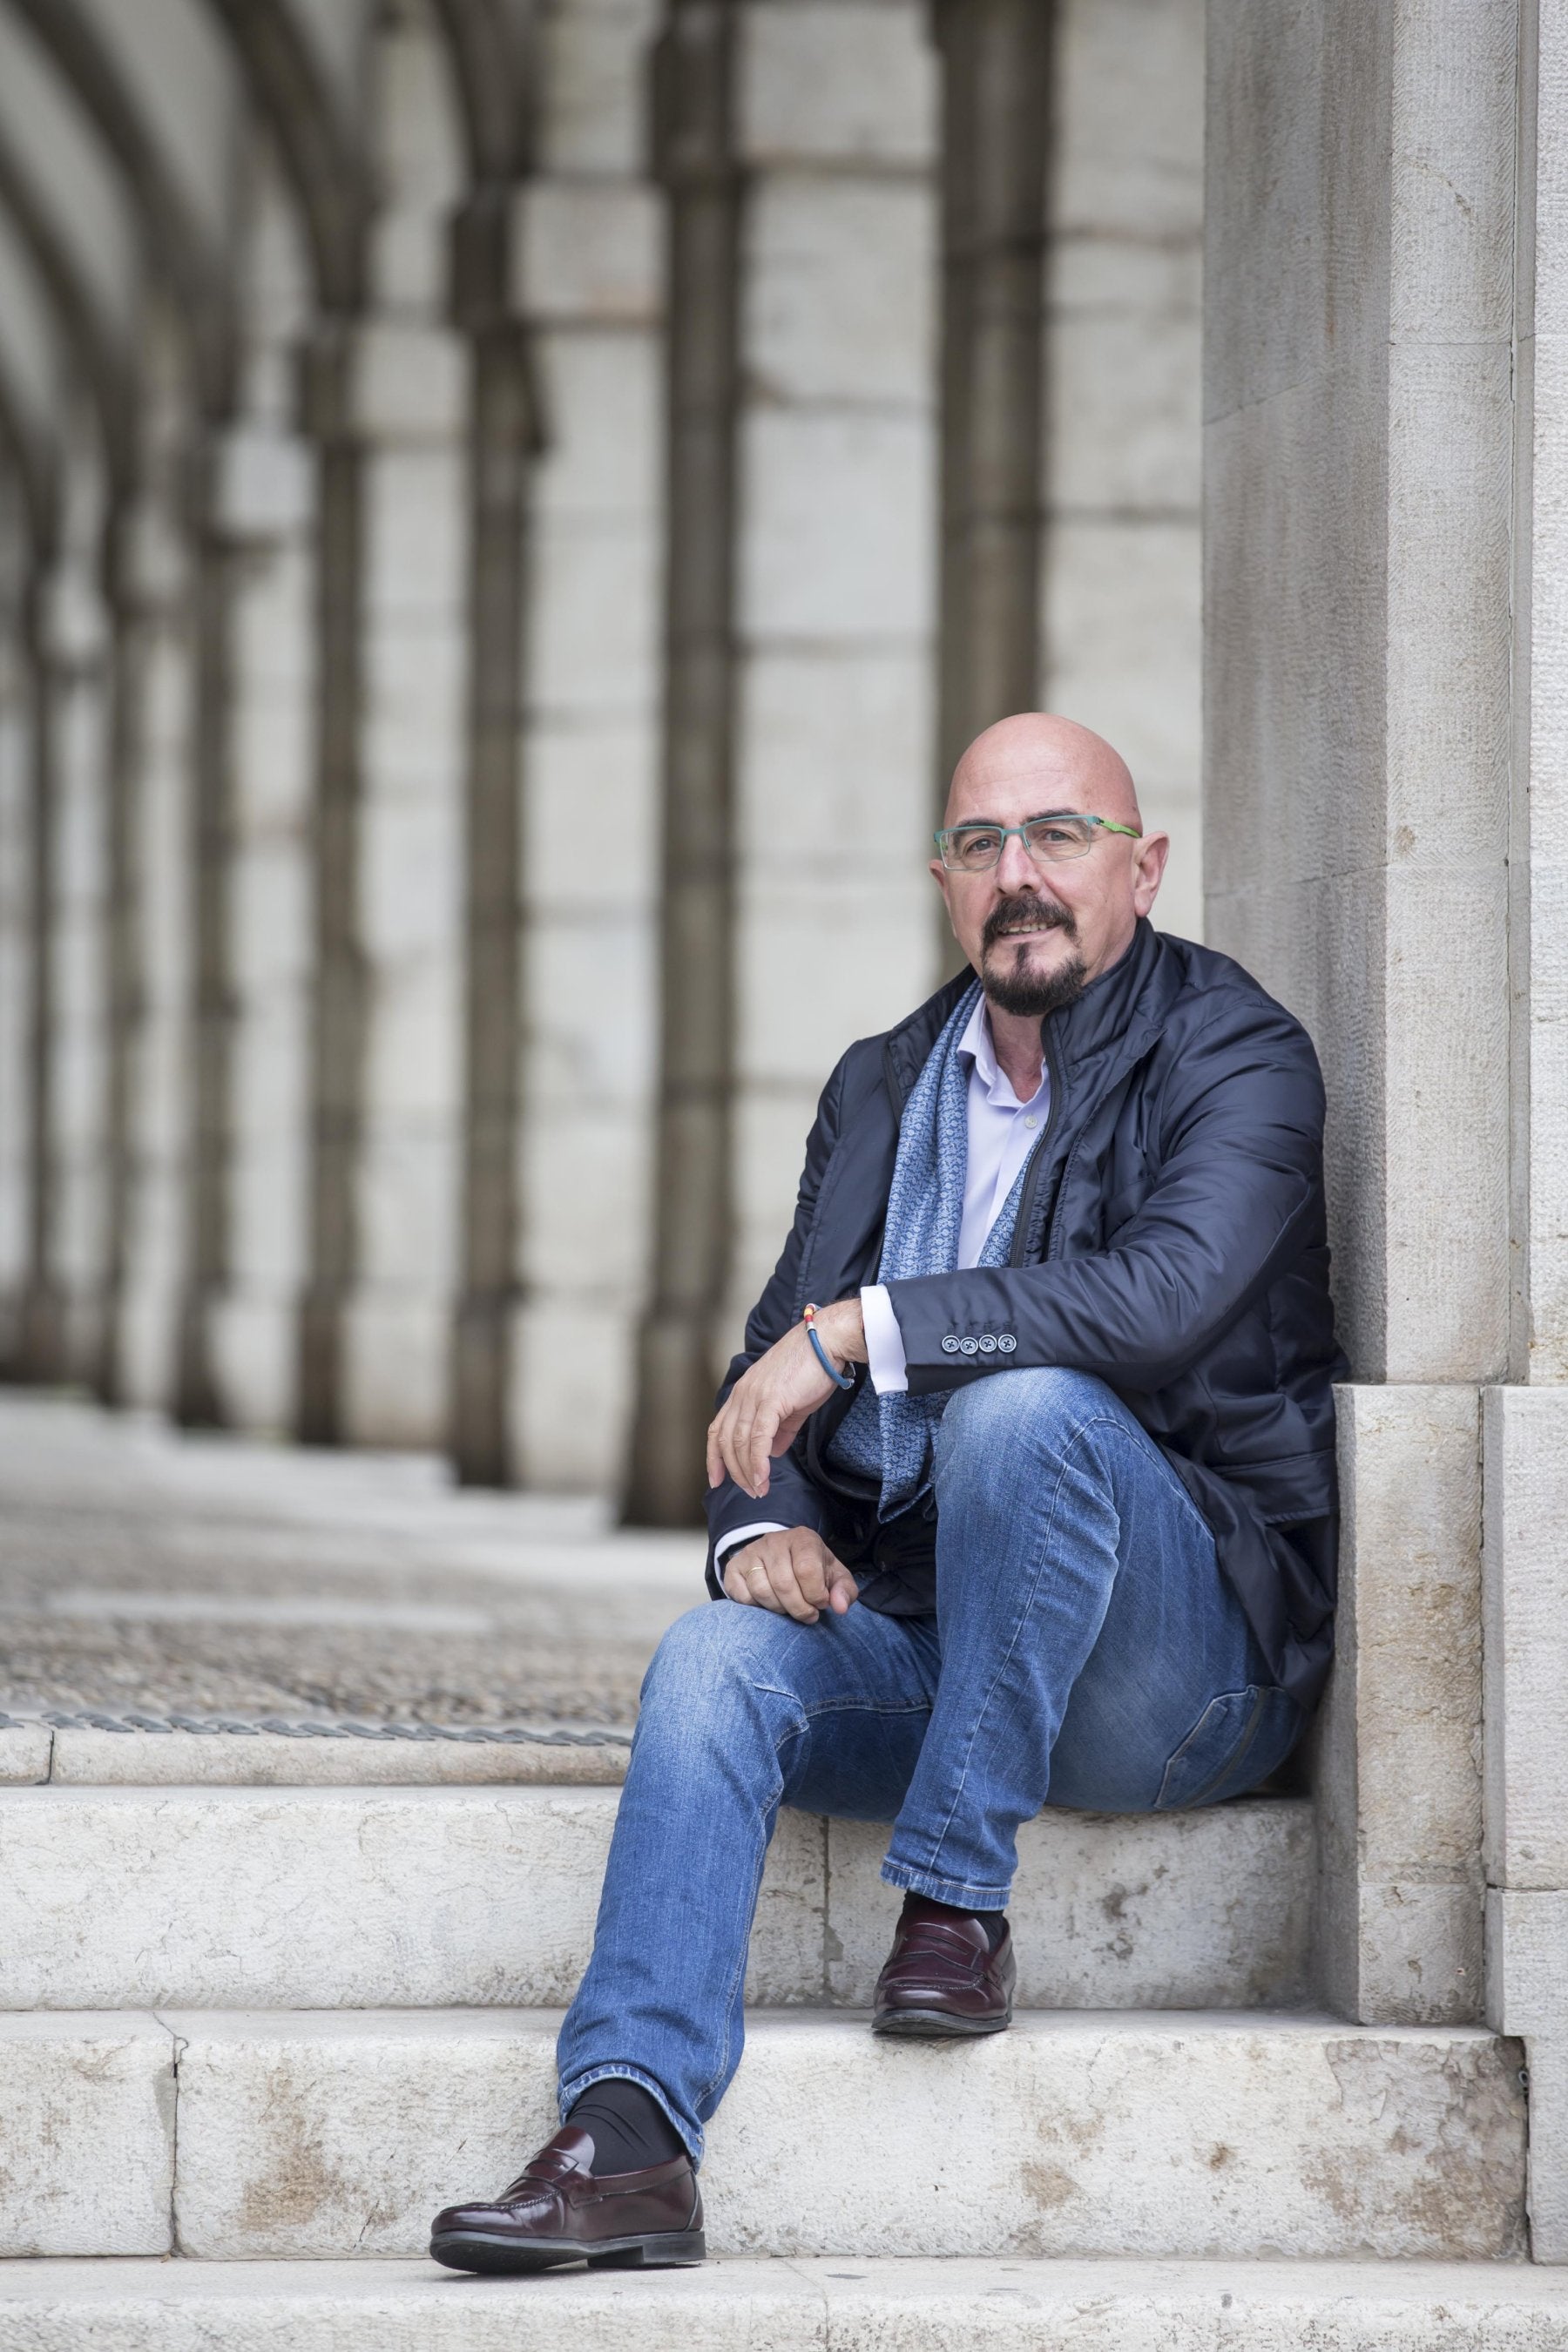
205, 0, 369, 311
3, 0, 230, 405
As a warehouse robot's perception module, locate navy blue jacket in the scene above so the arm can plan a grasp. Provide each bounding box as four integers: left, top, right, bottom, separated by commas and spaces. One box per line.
705, 919, 1347, 1707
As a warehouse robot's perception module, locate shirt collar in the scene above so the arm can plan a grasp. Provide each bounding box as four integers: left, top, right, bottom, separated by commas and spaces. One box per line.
957, 993, 1045, 1111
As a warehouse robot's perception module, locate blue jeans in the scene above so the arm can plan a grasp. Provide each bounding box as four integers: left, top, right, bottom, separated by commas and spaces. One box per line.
557, 1368, 1301, 2162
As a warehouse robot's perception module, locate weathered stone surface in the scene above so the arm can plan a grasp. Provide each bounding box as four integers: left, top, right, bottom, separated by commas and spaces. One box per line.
0, 2014, 173, 2256
739, 4, 936, 167
512, 183, 660, 323
0, 1788, 1311, 2013
0, 1722, 51, 1781
8, 2256, 1568, 2352
46, 1728, 630, 1787
0, 1788, 823, 2011
166, 2011, 1526, 2261
1316, 1385, 1484, 2024
1483, 1387, 1568, 1890
1485, 1890, 1568, 2038
1205, 0, 1514, 1386
828, 1802, 1312, 2011
1520, 2032, 1568, 2266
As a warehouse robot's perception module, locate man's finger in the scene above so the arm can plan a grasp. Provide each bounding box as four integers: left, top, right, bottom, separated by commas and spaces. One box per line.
788, 1538, 831, 1609
825, 1556, 859, 1614
763, 1544, 820, 1622
741, 1552, 792, 1614
706, 1421, 725, 1490
747, 1399, 781, 1497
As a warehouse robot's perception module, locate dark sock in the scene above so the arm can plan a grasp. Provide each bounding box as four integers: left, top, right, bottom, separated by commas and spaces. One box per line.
564, 2078, 686, 2175
902, 1890, 1008, 1950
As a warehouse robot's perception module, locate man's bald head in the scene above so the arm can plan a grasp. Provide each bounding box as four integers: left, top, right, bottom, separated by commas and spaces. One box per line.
944, 713, 1143, 835
931, 712, 1168, 1012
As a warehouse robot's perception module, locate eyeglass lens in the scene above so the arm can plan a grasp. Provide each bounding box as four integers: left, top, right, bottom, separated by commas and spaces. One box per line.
943, 816, 1097, 871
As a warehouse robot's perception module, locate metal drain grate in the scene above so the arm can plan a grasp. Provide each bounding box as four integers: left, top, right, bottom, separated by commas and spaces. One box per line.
0, 1708, 631, 1745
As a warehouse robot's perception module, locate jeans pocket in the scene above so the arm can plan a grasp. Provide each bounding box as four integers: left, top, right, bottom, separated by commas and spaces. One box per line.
1156, 1685, 1294, 1810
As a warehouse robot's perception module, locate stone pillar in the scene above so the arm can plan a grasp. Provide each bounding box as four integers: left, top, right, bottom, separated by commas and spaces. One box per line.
933, 0, 1051, 794
1041, 0, 1203, 939
1482, 0, 1568, 2261
294, 324, 368, 1447
722, 0, 940, 1360
502, 0, 666, 1495
1206, 0, 1515, 2030
0, 475, 34, 1368
449, 215, 530, 1494
1208, 0, 1568, 2262
39, 408, 115, 1385
624, 0, 740, 1524
206, 135, 319, 1434
104, 321, 199, 1412
340, 3, 471, 1449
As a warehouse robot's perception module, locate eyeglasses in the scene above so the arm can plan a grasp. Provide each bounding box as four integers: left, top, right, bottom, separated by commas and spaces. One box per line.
933, 813, 1141, 874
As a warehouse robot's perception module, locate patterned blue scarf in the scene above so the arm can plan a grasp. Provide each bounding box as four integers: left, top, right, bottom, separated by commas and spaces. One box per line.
827, 980, 1032, 1519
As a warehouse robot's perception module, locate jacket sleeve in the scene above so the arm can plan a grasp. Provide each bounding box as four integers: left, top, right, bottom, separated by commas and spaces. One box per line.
702, 1055, 848, 1581
883, 1000, 1327, 1396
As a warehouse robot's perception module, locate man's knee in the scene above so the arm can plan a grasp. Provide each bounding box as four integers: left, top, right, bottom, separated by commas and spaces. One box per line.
935, 1365, 1114, 1470
639, 1597, 794, 1718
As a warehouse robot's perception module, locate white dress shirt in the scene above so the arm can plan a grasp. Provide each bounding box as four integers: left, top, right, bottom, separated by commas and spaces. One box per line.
716, 998, 1048, 1565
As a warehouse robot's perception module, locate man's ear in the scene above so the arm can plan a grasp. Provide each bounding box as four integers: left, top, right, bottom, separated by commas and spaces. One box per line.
1132, 833, 1170, 917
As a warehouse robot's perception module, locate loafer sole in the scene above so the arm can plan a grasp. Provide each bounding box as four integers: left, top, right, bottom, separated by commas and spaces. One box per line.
872, 2004, 1013, 2038
429, 2227, 706, 2275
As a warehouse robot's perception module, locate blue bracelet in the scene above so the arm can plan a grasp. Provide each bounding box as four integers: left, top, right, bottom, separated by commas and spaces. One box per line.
807, 1321, 855, 1391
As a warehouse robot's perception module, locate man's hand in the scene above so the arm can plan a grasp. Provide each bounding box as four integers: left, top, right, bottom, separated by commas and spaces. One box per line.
706, 1297, 867, 1500
722, 1527, 860, 1622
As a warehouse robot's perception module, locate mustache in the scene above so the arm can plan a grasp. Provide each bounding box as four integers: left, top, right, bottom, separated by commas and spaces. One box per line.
981, 892, 1078, 953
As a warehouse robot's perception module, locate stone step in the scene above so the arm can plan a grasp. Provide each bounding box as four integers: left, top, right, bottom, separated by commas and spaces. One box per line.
0, 1785, 1313, 2012
3, 2257, 1567, 2352
0, 2009, 1526, 2262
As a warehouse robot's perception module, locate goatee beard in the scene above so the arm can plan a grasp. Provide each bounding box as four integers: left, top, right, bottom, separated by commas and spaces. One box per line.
980, 891, 1086, 1018
984, 953, 1087, 1019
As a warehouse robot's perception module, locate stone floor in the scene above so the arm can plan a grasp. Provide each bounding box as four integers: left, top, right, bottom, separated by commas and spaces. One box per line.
0, 1395, 700, 1726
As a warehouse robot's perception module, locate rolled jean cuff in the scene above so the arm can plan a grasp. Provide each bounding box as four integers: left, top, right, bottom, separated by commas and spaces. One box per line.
557, 2063, 703, 2169
880, 1856, 1011, 1910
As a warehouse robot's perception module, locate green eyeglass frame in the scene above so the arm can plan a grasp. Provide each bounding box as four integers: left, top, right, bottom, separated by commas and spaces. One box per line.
933, 812, 1141, 874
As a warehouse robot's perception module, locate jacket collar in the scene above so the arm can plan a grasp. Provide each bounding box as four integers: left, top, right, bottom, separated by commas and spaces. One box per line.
882, 917, 1175, 1111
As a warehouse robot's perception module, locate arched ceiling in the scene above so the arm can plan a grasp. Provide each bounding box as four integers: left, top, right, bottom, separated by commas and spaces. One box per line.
0, 10, 139, 350
0, 0, 535, 549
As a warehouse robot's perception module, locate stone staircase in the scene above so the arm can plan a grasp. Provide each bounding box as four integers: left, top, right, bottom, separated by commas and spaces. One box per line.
1, 1714, 1564, 2346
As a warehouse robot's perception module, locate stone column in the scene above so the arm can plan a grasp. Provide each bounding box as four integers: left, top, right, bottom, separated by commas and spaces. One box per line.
205, 134, 319, 1434
721, 0, 940, 1368
39, 407, 115, 1385
1208, 0, 1568, 2261
0, 474, 34, 1367
1041, 0, 1204, 939
1206, 0, 1515, 2031
301, 0, 472, 1451
624, 0, 740, 1524
1482, 0, 1568, 2261
932, 0, 1051, 795
104, 321, 199, 1412
503, 0, 666, 1496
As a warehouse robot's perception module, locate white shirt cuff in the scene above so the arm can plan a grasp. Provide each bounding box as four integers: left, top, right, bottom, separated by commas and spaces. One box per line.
714, 1521, 789, 1567
861, 1284, 909, 1394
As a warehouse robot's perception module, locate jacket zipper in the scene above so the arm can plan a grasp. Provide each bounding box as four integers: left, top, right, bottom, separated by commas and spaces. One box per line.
1008, 1020, 1066, 1267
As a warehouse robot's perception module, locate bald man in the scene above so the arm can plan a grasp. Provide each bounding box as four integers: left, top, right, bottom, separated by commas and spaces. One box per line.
431, 714, 1345, 2276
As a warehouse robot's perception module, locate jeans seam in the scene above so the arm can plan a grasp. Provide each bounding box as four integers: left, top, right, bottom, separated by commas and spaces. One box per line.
912, 1409, 1148, 1876
692, 1724, 793, 2115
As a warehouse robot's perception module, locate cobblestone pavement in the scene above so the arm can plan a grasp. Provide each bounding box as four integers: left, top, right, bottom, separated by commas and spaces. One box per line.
0, 1396, 703, 1727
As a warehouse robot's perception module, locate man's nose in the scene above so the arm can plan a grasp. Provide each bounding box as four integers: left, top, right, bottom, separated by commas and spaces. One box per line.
994, 831, 1041, 893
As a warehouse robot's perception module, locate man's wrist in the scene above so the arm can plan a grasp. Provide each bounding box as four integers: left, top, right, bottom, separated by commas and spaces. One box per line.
815, 1296, 867, 1366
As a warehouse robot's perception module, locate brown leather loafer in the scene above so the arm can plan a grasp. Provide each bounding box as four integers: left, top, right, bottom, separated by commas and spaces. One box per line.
872, 1896, 1017, 2038
429, 2125, 705, 2274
